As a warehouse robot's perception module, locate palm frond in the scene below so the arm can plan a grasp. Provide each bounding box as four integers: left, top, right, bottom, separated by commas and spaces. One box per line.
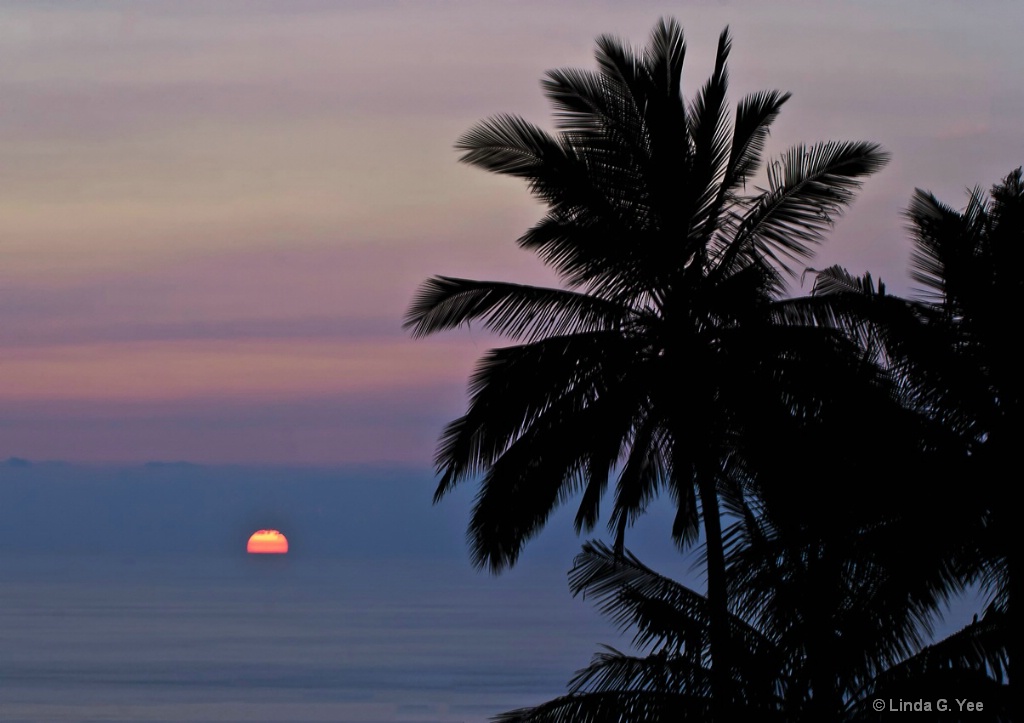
403, 277, 631, 341
428, 331, 618, 495
608, 415, 670, 554
569, 541, 775, 660
541, 67, 650, 166
457, 114, 625, 229
849, 608, 1010, 721
768, 265, 897, 366
645, 18, 686, 102
721, 90, 791, 196
432, 331, 638, 499
568, 646, 711, 696
456, 114, 563, 179
493, 690, 715, 723
593, 33, 648, 102
808, 264, 885, 296
464, 368, 651, 570
684, 29, 733, 249
638, 19, 692, 236
729, 141, 890, 274
905, 188, 975, 303
517, 214, 658, 297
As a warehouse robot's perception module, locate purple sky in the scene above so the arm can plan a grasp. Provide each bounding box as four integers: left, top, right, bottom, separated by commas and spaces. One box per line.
1, 0, 1021, 464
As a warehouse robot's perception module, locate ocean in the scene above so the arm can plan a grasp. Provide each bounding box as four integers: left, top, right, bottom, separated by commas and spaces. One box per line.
0, 552, 623, 723
0, 463, 983, 722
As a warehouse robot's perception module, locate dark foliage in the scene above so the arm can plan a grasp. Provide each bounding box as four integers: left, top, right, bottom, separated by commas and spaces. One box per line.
406, 16, 1010, 723
494, 542, 1009, 722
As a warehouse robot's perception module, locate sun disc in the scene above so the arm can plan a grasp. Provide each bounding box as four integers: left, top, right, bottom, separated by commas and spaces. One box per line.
247, 529, 288, 554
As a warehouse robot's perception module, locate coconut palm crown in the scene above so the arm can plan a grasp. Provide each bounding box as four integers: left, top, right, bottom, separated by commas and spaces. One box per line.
406, 18, 887, 568
405, 19, 888, 704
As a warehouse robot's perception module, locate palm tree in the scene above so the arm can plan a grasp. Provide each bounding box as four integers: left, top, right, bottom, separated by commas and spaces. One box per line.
405, 18, 888, 710
492, 541, 1009, 722
902, 174, 1019, 662
804, 168, 1022, 697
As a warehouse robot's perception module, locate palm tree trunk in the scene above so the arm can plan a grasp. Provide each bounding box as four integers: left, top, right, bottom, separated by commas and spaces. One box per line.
697, 472, 732, 720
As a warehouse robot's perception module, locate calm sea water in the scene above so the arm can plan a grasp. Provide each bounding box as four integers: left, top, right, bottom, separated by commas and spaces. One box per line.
0, 553, 624, 723
0, 462, 986, 722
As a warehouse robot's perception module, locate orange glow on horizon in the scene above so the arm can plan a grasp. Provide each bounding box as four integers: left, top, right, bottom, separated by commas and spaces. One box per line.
247, 529, 288, 554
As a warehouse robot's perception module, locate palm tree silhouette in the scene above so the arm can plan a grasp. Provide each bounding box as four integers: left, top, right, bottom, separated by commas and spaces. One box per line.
805, 168, 1021, 703
492, 541, 1009, 722
406, 19, 888, 710
909, 174, 1019, 694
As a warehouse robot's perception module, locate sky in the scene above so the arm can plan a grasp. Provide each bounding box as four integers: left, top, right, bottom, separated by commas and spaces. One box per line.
1, 0, 1022, 465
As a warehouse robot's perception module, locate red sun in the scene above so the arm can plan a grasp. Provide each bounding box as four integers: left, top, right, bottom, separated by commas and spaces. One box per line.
247, 529, 289, 554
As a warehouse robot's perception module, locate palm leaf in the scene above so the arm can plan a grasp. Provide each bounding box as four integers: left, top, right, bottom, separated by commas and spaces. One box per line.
456, 114, 563, 179
432, 331, 641, 499
608, 414, 672, 554
567, 646, 711, 696
457, 115, 624, 228
729, 141, 890, 273
493, 690, 717, 723
517, 214, 660, 297
684, 28, 734, 249
404, 277, 631, 341
849, 608, 1010, 721
465, 367, 651, 570
720, 90, 791, 197
569, 541, 776, 662
905, 188, 980, 303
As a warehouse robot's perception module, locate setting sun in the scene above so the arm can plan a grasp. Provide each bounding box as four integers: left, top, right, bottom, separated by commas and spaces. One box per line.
247, 529, 288, 554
